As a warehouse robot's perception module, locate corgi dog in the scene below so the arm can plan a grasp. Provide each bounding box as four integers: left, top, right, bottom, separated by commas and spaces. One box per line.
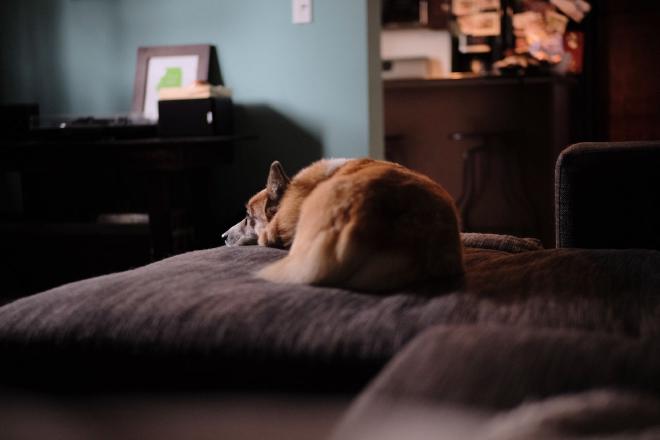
222, 158, 464, 291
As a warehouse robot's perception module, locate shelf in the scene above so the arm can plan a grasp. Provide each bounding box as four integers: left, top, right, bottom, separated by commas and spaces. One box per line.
384, 75, 578, 90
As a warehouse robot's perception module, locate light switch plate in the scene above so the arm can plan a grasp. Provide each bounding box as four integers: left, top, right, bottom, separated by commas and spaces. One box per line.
292, 0, 312, 24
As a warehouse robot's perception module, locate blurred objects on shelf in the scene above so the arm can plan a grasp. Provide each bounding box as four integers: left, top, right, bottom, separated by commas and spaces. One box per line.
449, 0, 590, 75
562, 30, 584, 74
492, 53, 541, 75
452, 0, 500, 16
457, 11, 501, 36
550, 0, 590, 23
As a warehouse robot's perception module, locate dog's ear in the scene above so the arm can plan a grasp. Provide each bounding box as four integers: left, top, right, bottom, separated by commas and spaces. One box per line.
266, 161, 290, 202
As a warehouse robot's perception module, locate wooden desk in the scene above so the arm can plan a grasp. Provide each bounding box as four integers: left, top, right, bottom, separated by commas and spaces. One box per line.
2, 135, 238, 258
1, 134, 240, 295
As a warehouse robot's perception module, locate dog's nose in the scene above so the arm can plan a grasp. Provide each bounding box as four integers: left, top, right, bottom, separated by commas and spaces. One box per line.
221, 229, 238, 247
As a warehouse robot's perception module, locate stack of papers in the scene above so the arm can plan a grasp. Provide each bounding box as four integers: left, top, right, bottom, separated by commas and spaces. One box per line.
159, 82, 232, 101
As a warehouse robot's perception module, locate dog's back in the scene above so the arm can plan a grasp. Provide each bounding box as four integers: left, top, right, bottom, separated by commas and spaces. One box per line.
257, 159, 464, 291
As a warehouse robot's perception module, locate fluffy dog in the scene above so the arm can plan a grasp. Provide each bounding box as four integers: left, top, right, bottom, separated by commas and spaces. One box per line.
222, 158, 463, 291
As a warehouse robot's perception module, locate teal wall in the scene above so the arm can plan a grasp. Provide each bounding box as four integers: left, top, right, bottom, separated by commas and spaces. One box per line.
0, 0, 382, 158
0, 0, 383, 227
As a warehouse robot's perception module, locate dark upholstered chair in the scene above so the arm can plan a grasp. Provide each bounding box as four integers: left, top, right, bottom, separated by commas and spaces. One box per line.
555, 141, 660, 250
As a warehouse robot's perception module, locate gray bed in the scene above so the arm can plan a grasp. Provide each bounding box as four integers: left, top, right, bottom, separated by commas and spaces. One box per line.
1, 235, 658, 393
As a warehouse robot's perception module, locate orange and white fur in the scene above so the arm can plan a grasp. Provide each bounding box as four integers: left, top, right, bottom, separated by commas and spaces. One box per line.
222, 158, 464, 291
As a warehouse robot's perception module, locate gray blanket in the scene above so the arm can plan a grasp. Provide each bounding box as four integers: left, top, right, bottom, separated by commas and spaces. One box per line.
0, 244, 659, 391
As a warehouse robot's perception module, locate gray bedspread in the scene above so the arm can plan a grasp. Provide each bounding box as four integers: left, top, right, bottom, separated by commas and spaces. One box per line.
0, 244, 659, 391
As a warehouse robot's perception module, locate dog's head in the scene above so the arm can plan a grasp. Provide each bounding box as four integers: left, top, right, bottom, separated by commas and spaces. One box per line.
222, 161, 290, 246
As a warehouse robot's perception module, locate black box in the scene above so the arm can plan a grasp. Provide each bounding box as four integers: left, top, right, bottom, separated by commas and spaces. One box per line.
158, 97, 233, 137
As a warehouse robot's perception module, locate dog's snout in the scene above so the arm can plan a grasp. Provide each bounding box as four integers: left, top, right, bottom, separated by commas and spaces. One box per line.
221, 218, 258, 247
222, 220, 244, 247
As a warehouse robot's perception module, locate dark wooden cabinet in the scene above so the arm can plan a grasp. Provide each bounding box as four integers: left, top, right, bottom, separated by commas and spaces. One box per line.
385, 76, 573, 246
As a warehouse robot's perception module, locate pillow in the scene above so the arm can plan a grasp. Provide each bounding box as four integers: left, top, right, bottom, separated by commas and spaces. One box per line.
461, 232, 543, 253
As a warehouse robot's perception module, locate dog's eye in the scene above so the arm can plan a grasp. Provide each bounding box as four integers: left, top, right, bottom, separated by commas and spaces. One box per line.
245, 213, 255, 227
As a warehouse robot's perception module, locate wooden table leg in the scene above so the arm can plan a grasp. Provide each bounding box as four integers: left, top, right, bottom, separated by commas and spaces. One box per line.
147, 172, 173, 260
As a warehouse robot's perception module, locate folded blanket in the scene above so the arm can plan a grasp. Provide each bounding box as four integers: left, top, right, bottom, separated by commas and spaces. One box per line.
336, 326, 660, 439
335, 389, 660, 440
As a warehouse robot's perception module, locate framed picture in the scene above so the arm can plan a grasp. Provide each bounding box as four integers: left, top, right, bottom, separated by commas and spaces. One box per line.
132, 45, 211, 121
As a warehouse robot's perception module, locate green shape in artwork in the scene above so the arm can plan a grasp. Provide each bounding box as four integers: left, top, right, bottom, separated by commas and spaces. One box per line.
157, 67, 183, 90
